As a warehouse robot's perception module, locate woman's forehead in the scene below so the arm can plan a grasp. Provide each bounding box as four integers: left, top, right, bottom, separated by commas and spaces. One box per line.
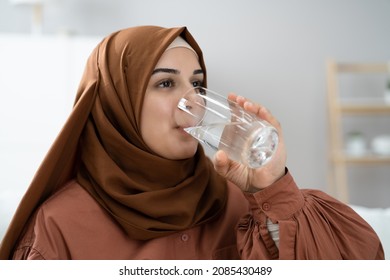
154, 47, 200, 69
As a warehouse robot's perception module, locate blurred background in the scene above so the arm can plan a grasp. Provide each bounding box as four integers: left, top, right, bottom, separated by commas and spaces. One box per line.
1, 0, 390, 254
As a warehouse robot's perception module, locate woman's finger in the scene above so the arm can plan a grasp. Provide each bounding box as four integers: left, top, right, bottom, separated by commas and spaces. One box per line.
228, 93, 281, 131
244, 101, 281, 130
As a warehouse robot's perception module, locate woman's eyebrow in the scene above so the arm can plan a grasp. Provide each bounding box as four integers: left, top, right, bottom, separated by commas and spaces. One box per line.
193, 69, 203, 75
152, 68, 180, 75
151, 68, 204, 75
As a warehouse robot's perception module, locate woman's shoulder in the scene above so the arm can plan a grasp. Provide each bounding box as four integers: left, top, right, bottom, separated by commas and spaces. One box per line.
40, 180, 100, 216
12, 180, 122, 259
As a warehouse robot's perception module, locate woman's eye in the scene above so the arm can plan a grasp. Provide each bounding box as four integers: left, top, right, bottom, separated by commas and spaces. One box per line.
198, 88, 207, 95
158, 80, 174, 88
192, 80, 203, 88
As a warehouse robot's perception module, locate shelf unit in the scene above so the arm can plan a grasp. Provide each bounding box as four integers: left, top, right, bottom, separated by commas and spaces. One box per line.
326, 60, 390, 203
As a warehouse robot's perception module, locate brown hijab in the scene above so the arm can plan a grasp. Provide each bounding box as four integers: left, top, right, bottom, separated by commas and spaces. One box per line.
0, 26, 227, 259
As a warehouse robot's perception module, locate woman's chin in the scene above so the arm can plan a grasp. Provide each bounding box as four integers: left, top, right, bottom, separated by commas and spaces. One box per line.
170, 143, 199, 160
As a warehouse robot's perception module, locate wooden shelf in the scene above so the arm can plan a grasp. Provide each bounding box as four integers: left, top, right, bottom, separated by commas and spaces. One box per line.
326, 59, 390, 203
333, 153, 390, 164
338, 98, 390, 114
339, 104, 390, 114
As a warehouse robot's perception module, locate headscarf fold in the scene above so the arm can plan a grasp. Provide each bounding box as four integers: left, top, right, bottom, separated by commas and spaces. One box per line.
0, 26, 227, 259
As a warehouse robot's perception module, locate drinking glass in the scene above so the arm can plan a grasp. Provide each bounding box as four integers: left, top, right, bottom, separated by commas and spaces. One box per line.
177, 87, 279, 168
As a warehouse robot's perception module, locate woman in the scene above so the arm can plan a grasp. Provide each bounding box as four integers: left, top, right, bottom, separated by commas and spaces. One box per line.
0, 26, 384, 259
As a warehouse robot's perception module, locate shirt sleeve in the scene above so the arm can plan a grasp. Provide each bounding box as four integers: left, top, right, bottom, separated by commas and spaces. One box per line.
11, 205, 68, 260
236, 169, 385, 260
11, 210, 46, 260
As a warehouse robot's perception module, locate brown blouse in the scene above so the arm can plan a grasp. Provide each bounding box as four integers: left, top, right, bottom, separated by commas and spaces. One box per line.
11, 171, 384, 260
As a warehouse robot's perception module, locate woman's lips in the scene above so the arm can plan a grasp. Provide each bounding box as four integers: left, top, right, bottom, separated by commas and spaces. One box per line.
176, 126, 191, 136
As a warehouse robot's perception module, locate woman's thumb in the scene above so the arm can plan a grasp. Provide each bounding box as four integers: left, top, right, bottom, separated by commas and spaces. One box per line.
212, 150, 230, 177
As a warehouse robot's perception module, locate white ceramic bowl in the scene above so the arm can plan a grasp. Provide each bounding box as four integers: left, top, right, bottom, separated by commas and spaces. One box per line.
371, 135, 390, 156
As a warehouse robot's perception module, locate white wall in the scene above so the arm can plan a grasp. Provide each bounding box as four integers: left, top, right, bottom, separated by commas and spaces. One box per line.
0, 34, 100, 238
1, 0, 390, 239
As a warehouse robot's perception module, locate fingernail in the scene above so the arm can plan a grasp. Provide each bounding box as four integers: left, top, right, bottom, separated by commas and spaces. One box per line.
237, 96, 245, 102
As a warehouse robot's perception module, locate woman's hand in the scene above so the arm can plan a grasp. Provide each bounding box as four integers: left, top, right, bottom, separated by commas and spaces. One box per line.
212, 93, 287, 192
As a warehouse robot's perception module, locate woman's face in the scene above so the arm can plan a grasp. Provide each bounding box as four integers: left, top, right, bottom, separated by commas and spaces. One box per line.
141, 46, 204, 160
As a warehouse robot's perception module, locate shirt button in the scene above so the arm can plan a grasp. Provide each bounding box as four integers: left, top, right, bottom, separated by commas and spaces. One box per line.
262, 202, 271, 211
181, 234, 189, 242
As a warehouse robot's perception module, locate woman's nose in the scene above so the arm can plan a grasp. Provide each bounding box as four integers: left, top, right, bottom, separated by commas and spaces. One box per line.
175, 85, 193, 107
